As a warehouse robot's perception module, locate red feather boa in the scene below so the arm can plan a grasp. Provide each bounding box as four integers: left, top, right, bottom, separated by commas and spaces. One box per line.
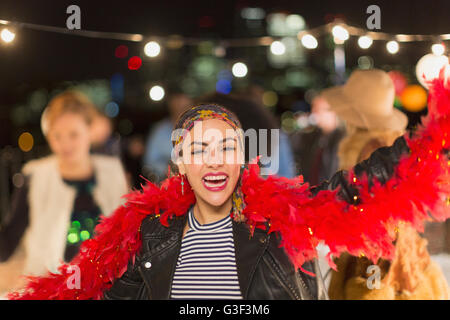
8, 74, 450, 300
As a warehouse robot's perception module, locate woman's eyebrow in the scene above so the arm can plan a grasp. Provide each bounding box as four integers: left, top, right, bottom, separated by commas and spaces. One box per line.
190, 137, 236, 146
221, 137, 237, 143
189, 141, 208, 147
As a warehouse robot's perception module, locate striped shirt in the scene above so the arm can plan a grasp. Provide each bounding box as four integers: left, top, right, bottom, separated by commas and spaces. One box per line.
170, 207, 243, 300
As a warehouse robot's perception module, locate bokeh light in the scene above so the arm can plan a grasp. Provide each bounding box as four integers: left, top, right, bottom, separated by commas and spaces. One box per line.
80, 230, 90, 241
301, 34, 318, 49
12, 173, 25, 188
286, 14, 306, 31
232, 62, 248, 78
105, 101, 119, 117
114, 45, 128, 58
386, 41, 399, 54
18, 132, 34, 152
216, 79, 232, 94
358, 56, 374, 69
67, 232, 79, 244
416, 53, 449, 88
1, 28, 15, 43
358, 36, 373, 49
400, 85, 428, 112
144, 41, 161, 57
431, 43, 445, 56
262, 91, 278, 107
240, 7, 266, 20
332, 25, 349, 44
270, 41, 286, 55
128, 56, 142, 70
149, 85, 165, 101
72, 221, 81, 229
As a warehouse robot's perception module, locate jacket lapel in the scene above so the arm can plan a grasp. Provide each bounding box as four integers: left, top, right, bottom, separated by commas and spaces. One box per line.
232, 221, 269, 299
138, 214, 187, 299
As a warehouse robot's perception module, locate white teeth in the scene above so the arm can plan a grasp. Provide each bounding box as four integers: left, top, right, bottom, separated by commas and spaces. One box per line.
203, 175, 227, 181
204, 179, 227, 188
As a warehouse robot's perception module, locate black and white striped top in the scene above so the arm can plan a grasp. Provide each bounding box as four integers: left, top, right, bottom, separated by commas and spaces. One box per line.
170, 207, 243, 300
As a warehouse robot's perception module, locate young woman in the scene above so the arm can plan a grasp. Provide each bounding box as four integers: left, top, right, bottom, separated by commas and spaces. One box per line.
0, 91, 129, 294
7, 75, 450, 300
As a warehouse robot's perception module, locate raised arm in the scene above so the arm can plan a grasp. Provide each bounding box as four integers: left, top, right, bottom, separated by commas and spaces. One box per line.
310, 136, 410, 203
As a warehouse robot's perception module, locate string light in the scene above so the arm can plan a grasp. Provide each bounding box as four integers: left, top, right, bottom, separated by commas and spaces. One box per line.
270, 40, 286, 55
144, 41, 161, 57
332, 25, 349, 44
1, 18, 449, 50
301, 34, 318, 49
431, 43, 445, 56
149, 85, 165, 101
1, 28, 15, 43
232, 62, 248, 78
358, 36, 373, 49
386, 41, 399, 54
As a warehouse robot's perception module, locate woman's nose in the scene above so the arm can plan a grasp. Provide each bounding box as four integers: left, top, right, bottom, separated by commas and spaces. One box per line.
205, 147, 223, 167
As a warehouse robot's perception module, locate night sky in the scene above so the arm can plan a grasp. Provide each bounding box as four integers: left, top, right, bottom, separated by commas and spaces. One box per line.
0, 0, 449, 146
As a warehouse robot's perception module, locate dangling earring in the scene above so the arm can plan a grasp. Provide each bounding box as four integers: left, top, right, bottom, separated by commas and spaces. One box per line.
181, 174, 185, 195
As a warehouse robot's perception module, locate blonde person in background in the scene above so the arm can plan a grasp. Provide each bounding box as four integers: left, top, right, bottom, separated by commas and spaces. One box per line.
0, 91, 129, 296
321, 69, 449, 300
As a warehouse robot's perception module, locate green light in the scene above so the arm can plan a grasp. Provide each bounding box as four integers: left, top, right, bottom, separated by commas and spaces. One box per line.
72, 220, 81, 229
68, 233, 79, 244
80, 230, 90, 241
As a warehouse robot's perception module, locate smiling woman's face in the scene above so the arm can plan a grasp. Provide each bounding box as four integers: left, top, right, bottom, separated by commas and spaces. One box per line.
177, 118, 243, 208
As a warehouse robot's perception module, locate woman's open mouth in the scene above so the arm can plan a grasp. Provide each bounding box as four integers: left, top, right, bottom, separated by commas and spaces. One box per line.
202, 172, 229, 192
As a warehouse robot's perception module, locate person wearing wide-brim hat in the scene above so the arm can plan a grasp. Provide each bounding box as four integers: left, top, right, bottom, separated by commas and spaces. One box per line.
321, 69, 408, 132
322, 69, 409, 170
321, 69, 449, 300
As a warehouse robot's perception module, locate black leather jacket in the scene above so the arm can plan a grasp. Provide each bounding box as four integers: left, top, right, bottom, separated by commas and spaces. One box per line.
103, 136, 410, 300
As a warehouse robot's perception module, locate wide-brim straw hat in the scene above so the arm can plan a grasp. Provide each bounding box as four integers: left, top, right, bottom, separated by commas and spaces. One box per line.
321, 69, 408, 131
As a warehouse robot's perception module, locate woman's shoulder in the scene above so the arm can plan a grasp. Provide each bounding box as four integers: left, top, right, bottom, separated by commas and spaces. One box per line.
21, 154, 57, 176
91, 154, 123, 167
91, 154, 126, 179
139, 213, 185, 237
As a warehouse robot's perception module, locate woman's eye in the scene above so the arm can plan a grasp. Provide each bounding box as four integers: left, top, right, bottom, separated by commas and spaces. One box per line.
223, 146, 236, 151
191, 149, 205, 155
